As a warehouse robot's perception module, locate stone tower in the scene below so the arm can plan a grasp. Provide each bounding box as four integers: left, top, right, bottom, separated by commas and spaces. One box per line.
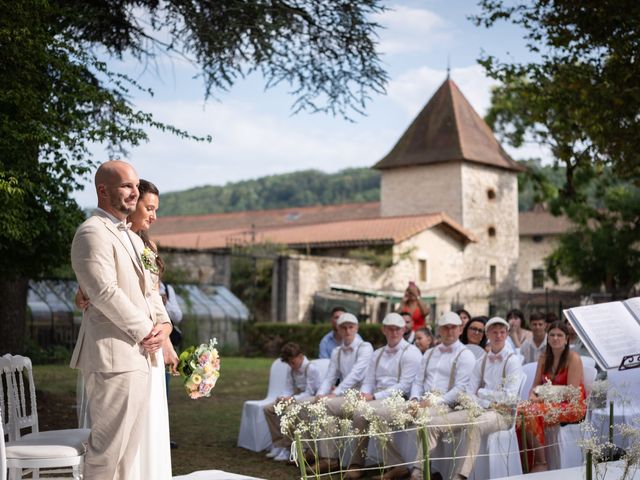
373, 78, 523, 312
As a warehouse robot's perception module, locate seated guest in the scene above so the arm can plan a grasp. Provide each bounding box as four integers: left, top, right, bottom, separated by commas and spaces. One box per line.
406, 313, 476, 479
313, 313, 422, 479
319, 306, 362, 358
401, 311, 416, 344
519, 313, 547, 364
264, 342, 323, 462
460, 316, 488, 349
411, 317, 523, 480
506, 308, 532, 352
518, 321, 586, 472
317, 313, 374, 399
456, 308, 472, 328
414, 327, 434, 354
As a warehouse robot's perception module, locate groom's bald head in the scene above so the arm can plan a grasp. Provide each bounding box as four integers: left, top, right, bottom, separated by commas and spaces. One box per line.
95, 160, 140, 220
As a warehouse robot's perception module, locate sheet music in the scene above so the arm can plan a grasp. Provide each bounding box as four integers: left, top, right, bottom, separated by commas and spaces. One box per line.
623, 297, 640, 322
567, 301, 640, 369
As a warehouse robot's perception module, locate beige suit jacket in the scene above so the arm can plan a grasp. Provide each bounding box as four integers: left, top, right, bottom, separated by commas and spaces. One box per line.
70, 211, 171, 373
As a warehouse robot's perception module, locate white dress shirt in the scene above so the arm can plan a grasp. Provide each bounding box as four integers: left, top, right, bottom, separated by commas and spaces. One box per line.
317, 337, 374, 396
282, 356, 322, 402
520, 335, 547, 364
96, 208, 139, 264
466, 345, 523, 408
410, 340, 476, 406
361, 339, 422, 400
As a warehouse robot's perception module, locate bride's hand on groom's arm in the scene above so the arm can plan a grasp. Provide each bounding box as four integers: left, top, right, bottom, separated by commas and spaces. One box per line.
141, 323, 172, 353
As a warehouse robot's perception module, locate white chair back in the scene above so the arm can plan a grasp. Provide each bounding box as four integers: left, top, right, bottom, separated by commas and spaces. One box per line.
0, 357, 13, 442
583, 365, 597, 398
520, 362, 538, 400
311, 358, 330, 382
6, 355, 38, 438
581, 355, 596, 369
465, 344, 486, 359
265, 359, 291, 401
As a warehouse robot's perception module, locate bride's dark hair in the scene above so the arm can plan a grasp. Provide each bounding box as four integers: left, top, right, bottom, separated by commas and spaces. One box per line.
136, 179, 164, 275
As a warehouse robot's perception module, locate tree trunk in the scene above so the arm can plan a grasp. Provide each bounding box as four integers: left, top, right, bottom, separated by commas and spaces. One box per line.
0, 278, 28, 354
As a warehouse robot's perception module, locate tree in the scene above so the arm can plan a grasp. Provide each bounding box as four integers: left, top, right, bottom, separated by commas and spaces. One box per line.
475, 0, 640, 295
0, 0, 388, 353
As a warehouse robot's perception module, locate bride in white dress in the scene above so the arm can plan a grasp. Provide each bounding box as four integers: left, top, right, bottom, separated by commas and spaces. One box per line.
76, 179, 177, 479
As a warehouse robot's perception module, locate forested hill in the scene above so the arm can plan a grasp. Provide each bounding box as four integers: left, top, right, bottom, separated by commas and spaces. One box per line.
159, 168, 381, 216
159, 162, 564, 216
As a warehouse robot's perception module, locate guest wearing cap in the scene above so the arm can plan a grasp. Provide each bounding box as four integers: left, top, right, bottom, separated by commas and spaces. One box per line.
312, 313, 422, 479
317, 313, 374, 398
407, 312, 476, 479
411, 317, 523, 480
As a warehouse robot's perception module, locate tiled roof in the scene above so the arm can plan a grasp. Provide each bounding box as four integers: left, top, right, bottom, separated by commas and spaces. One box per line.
373, 79, 524, 172
519, 211, 573, 236
153, 212, 476, 251
152, 201, 381, 235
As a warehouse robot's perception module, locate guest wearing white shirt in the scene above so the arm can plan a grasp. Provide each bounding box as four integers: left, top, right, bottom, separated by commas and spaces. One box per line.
411, 317, 523, 480
264, 342, 322, 462
317, 313, 374, 398
520, 313, 547, 364
313, 313, 421, 479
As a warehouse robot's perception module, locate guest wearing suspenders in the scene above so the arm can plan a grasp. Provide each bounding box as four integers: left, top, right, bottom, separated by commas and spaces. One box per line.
307, 313, 375, 473
264, 342, 322, 462
316, 313, 421, 479
411, 317, 523, 480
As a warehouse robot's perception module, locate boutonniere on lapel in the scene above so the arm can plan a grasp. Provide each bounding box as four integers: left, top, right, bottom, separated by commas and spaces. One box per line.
140, 247, 159, 274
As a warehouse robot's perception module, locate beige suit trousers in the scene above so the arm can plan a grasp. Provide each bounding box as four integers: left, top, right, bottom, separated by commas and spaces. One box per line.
264, 401, 290, 449
83, 370, 150, 480
323, 397, 405, 468
415, 409, 511, 478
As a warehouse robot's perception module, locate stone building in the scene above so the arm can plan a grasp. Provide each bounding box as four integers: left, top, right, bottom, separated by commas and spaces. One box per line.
152, 78, 569, 323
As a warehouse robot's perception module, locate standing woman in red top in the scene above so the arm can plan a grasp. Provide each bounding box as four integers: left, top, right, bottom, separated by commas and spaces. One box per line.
399, 281, 430, 331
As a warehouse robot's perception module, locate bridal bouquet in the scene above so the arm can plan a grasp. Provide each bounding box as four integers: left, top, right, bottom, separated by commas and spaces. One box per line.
177, 338, 221, 399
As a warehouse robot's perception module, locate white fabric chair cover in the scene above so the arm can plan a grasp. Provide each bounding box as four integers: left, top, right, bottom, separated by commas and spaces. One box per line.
588, 367, 640, 449
465, 345, 486, 359
172, 470, 265, 479
580, 356, 596, 369
545, 364, 597, 470
521, 362, 539, 401
237, 359, 290, 452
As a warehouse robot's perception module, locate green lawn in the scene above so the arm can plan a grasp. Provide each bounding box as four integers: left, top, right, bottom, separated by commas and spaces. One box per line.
34, 358, 302, 479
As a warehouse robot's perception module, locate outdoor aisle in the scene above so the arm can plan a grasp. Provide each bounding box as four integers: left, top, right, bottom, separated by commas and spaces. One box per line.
173, 471, 265, 480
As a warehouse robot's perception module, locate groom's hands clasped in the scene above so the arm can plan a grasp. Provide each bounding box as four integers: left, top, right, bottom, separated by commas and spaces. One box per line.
141, 323, 172, 354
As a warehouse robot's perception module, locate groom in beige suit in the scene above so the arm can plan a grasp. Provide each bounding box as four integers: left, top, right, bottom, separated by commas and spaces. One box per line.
70, 160, 171, 479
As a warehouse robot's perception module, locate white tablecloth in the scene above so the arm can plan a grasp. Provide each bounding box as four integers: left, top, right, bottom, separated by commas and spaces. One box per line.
173, 471, 265, 480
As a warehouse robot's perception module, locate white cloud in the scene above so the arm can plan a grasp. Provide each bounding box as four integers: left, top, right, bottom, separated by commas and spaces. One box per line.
375, 5, 449, 55
387, 63, 497, 117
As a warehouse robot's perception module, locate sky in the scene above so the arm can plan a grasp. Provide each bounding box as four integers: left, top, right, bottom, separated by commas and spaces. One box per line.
74, 0, 545, 209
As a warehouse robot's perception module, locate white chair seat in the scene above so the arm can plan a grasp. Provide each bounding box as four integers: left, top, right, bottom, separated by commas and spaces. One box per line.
237, 359, 290, 452
7, 442, 84, 460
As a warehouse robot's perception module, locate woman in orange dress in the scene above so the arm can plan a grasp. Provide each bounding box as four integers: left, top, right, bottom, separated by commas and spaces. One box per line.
399, 281, 430, 331
518, 321, 586, 472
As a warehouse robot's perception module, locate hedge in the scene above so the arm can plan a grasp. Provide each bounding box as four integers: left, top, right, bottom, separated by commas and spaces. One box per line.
242, 322, 388, 358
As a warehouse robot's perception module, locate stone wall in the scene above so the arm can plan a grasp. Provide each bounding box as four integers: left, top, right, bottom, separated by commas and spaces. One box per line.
459, 163, 520, 313
380, 163, 463, 221
161, 250, 231, 286
518, 235, 577, 292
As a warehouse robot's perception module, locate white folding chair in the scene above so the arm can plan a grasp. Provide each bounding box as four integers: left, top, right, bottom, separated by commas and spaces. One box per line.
237, 359, 290, 452
545, 365, 598, 470
590, 368, 640, 449
3, 355, 90, 479
311, 358, 331, 381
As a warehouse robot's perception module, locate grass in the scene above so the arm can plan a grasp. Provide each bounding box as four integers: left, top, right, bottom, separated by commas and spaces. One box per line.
34, 357, 302, 479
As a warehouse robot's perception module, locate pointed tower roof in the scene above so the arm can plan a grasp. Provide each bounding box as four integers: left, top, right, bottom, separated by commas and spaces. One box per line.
373, 79, 524, 172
